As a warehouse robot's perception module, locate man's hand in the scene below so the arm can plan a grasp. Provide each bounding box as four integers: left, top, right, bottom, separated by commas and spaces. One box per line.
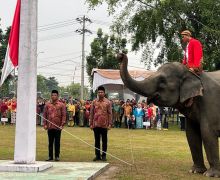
189, 67, 194, 71
90, 125, 93, 130
60, 126, 63, 130
108, 125, 111, 130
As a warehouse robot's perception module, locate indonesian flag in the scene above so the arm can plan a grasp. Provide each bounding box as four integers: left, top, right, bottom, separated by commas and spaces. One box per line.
0, 0, 20, 86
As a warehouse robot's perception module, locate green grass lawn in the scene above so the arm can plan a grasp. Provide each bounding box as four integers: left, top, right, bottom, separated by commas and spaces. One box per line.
0, 123, 212, 180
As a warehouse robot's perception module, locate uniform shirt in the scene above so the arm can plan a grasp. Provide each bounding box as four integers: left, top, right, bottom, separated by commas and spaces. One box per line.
182, 38, 203, 68
43, 101, 66, 130
90, 97, 112, 128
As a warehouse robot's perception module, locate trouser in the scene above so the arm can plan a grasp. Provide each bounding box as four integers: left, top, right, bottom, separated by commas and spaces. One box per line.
48, 129, 61, 159
114, 112, 120, 127
179, 117, 186, 130
74, 112, 79, 125
93, 127, 108, 158
124, 116, 129, 128
119, 115, 123, 128
163, 114, 168, 129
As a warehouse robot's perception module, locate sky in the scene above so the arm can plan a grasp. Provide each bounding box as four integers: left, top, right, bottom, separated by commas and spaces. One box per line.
0, 0, 146, 87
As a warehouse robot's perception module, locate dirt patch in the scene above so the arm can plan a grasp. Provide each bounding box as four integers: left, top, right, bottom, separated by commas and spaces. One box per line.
95, 166, 119, 180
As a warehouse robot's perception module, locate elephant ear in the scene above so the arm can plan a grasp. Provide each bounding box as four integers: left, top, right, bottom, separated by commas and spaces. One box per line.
180, 72, 203, 103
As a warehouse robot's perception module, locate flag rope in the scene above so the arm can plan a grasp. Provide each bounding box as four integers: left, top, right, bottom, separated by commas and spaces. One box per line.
37, 113, 133, 166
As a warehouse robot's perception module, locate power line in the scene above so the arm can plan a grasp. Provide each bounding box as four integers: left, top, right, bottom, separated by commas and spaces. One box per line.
37, 51, 83, 61
39, 72, 89, 78
38, 56, 81, 69
38, 18, 77, 27
38, 31, 79, 41
38, 21, 78, 32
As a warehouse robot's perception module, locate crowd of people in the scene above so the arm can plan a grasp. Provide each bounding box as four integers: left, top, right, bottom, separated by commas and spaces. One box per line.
0, 96, 185, 131
36, 97, 185, 131
0, 98, 17, 126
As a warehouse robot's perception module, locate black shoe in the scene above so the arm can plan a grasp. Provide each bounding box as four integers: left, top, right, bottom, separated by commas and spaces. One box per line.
55, 157, 60, 161
101, 156, 107, 161
46, 158, 53, 161
93, 157, 101, 161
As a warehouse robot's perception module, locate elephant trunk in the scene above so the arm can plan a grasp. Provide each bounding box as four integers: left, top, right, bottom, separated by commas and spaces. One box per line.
118, 53, 157, 97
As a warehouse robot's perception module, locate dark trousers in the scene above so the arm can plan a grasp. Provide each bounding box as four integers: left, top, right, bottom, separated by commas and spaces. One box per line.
47, 129, 61, 159
124, 116, 128, 128
163, 114, 169, 129
74, 112, 79, 126
179, 117, 186, 130
93, 127, 108, 158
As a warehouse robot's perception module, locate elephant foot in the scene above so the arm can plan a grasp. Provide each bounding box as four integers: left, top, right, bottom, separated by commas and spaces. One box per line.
189, 165, 207, 174
203, 168, 220, 177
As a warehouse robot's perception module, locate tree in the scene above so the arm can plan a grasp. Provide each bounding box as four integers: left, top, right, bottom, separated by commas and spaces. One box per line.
86, 0, 220, 71
45, 77, 59, 93
37, 75, 49, 97
60, 83, 89, 100
37, 75, 59, 98
0, 26, 10, 69
86, 28, 127, 84
0, 23, 11, 97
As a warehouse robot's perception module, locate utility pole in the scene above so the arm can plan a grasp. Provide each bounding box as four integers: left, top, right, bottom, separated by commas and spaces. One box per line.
76, 15, 92, 100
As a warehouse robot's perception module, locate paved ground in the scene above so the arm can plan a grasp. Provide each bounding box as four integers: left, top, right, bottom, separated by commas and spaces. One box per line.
0, 161, 109, 180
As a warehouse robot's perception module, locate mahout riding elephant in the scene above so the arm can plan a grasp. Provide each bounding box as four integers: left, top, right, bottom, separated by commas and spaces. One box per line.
117, 53, 220, 177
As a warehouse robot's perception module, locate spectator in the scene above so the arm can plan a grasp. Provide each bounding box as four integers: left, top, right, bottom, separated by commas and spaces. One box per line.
10, 98, 17, 125
179, 112, 186, 131
133, 103, 144, 129
113, 100, 121, 128
67, 100, 75, 127
84, 100, 91, 127
1, 99, 8, 126
122, 100, 132, 128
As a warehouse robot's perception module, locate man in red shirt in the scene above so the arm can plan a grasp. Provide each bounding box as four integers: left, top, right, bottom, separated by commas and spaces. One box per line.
181, 30, 203, 75
90, 86, 112, 161
43, 90, 66, 161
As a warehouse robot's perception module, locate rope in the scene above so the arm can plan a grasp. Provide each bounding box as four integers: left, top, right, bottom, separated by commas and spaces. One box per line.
126, 117, 135, 165
37, 113, 133, 166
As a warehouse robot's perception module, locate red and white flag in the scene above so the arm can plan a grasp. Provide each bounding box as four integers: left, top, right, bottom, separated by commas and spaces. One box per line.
0, 0, 20, 86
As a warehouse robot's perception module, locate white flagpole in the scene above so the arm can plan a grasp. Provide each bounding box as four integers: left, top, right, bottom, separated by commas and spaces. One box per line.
14, 0, 38, 164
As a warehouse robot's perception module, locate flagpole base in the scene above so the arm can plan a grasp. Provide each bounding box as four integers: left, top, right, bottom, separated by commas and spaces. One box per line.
0, 161, 52, 172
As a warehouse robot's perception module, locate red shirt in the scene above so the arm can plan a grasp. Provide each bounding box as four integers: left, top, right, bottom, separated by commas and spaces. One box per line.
89, 97, 112, 128
147, 107, 153, 118
43, 101, 66, 130
11, 102, 17, 111
182, 38, 203, 68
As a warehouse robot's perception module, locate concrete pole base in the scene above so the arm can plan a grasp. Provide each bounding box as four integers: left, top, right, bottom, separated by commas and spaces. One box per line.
0, 161, 52, 172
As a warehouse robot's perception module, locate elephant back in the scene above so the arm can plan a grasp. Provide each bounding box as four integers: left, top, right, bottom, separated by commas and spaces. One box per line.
207, 71, 220, 84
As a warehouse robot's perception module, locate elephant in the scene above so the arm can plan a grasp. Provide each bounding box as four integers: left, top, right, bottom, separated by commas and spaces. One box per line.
117, 53, 220, 177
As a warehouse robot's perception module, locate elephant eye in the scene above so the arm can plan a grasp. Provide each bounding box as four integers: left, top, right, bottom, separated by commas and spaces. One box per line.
158, 76, 167, 89
159, 82, 166, 89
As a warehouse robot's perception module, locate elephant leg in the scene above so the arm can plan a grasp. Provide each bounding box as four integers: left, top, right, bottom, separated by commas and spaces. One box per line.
201, 127, 220, 177
185, 120, 207, 174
